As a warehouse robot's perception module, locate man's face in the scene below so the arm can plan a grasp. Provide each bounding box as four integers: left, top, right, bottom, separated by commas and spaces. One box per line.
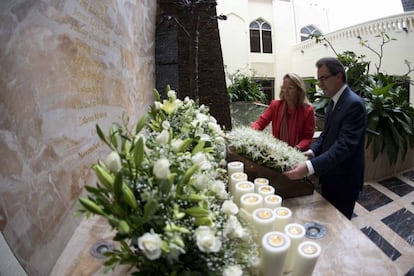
317, 65, 341, 98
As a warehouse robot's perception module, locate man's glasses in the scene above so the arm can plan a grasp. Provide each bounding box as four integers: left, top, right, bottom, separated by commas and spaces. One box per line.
317, 75, 334, 82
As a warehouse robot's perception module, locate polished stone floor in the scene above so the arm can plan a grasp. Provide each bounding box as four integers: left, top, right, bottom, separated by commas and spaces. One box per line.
351, 168, 414, 276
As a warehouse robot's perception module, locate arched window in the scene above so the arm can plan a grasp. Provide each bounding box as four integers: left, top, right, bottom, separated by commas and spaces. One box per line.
250, 19, 272, 53
300, 25, 322, 42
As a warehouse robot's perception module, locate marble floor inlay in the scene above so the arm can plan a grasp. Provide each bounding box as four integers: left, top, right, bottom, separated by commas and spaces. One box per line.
352, 169, 414, 276
360, 226, 402, 261
357, 184, 393, 211
378, 176, 414, 197
381, 208, 414, 245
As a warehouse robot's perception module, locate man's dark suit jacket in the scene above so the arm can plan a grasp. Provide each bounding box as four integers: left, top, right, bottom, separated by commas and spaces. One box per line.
311, 86, 367, 207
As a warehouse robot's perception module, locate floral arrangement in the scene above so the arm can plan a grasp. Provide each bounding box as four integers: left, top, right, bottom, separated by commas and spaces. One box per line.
77, 88, 260, 275
226, 126, 307, 172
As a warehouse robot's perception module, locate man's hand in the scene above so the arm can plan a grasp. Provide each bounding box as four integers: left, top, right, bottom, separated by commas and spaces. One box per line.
304, 149, 314, 159
283, 162, 308, 180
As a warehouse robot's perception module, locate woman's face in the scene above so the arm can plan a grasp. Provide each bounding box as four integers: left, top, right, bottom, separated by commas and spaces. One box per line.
281, 78, 298, 104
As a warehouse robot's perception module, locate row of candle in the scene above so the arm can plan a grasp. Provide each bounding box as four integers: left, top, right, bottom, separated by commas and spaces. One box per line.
227, 161, 321, 276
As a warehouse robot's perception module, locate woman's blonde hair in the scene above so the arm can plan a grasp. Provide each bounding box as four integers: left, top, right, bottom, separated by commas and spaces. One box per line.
280, 73, 309, 106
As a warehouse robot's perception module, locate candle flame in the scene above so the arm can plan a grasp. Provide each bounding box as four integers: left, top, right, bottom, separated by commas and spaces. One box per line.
239, 183, 251, 189
260, 186, 272, 192
289, 226, 302, 235
302, 245, 317, 254
256, 178, 268, 184
258, 210, 272, 219
276, 209, 289, 216
246, 196, 258, 203
268, 234, 283, 246
267, 196, 280, 203
233, 173, 245, 179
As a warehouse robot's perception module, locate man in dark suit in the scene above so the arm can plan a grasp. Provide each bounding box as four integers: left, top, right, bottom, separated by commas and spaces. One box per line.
284, 57, 367, 219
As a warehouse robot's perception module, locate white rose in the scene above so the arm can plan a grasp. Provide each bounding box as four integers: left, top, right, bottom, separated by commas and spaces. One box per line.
210, 180, 227, 199
208, 122, 221, 133
105, 151, 121, 173
156, 129, 169, 144
138, 232, 163, 260
192, 152, 211, 171
167, 90, 177, 99
195, 226, 221, 253
223, 265, 243, 276
221, 200, 239, 215
154, 101, 162, 109
161, 120, 170, 130
153, 158, 170, 179
196, 113, 209, 122
194, 174, 209, 190
171, 138, 183, 152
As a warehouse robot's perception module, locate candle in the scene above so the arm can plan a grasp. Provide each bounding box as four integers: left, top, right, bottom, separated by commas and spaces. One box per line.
264, 194, 282, 209
234, 181, 255, 206
240, 193, 263, 213
238, 207, 253, 224
291, 241, 321, 276
261, 231, 291, 276
273, 207, 292, 232
258, 185, 275, 198
252, 208, 276, 243
229, 172, 248, 196
283, 223, 306, 273
254, 177, 269, 193
227, 161, 244, 177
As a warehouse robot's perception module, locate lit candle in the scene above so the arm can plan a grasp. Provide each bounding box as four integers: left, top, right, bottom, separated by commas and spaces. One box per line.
252, 208, 276, 243
273, 207, 292, 232
254, 177, 269, 193
283, 223, 306, 273
291, 241, 321, 276
240, 193, 263, 214
227, 161, 244, 177
229, 172, 248, 196
234, 181, 255, 206
261, 231, 291, 276
264, 194, 282, 209
258, 185, 275, 198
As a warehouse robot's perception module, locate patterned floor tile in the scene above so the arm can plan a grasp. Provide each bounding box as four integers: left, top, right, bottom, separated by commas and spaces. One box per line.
402, 170, 414, 182
358, 184, 393, 211
378, 177, 414, 197
360, 226, 401, 261
381, 208, 414, 245
405, 266, 414, 276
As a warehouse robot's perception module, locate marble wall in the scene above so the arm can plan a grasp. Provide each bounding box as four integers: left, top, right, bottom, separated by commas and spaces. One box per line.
0, 0, 156, 275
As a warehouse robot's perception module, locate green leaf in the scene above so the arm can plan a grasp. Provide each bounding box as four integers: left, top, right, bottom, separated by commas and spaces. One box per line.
143, 199, 158, 220
135, 114, 148, 134
133, 137, 144, 170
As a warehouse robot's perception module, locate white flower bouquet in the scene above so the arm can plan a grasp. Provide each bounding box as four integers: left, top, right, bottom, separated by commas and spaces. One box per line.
226, 127, 307, 172
77, 88, 260, 275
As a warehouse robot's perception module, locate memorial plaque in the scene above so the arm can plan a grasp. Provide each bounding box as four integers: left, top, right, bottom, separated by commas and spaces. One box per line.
0, 1, 156, 275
